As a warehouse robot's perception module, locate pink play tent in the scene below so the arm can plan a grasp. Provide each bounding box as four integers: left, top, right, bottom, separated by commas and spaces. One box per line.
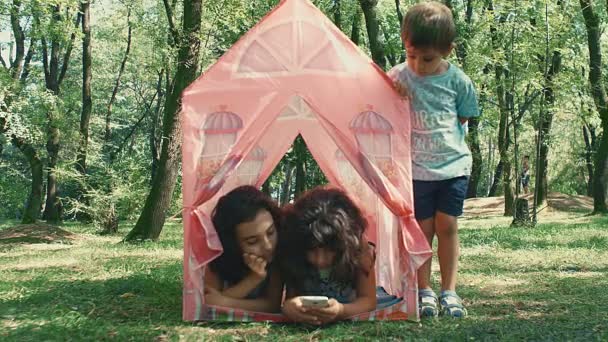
181, 0, 432, 322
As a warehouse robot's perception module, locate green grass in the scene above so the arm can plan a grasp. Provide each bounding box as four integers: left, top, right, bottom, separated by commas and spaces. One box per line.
1, 215, 607, 341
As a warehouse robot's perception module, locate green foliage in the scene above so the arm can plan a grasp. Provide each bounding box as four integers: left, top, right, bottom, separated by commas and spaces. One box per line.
1, 0, 607, 226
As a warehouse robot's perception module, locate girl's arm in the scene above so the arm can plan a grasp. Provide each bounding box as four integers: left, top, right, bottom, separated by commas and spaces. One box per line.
335, 256, 377, 319
218, 273, 265, 299
205, 257, 266, 300
204, 267, 283, 313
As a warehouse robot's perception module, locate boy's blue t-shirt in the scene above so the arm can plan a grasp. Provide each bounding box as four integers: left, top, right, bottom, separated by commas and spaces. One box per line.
388, 62, 480, 181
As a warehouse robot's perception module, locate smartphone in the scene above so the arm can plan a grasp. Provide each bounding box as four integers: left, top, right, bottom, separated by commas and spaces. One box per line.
300, 296, 329, 308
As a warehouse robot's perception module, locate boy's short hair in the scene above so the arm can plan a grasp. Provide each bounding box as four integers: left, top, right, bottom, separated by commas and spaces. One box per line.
402, 1, 456, 51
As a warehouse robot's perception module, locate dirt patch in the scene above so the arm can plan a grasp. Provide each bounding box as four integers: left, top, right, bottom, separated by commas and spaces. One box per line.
0, 224, 75, 245
463, 192, 594, 218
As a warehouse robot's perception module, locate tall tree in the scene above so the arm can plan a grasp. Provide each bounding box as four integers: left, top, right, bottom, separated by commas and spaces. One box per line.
351, 7, 362, 45
40, 7, 81, 223
9, 0, 26, 80
487, 0, 514, 215
535, 51, 562, 204
579, 0, 608, 213
294, 136, 307, 198
360, 0, 386, 69
76, 0, 92, 176
2, 0, 43, 223
582, 122, 596, 196
125, 0, 203, 241
333, 0, 342, 30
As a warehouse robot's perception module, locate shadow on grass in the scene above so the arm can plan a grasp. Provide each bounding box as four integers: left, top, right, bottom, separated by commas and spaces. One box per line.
0, 263, 186, 341
2, 263, 607, 341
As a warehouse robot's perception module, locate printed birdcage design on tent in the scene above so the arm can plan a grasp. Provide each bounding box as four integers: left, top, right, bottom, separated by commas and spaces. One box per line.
237, 145, 267, 185
197, 107, 243, 180
350, 107, 397, 183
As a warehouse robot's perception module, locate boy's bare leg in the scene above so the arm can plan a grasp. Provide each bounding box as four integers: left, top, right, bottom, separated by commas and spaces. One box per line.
417, 217, 435, 290
434, 211, 459, 292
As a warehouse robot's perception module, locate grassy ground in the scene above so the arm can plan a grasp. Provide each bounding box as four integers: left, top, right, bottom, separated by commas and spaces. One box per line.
1, 212, 607, 341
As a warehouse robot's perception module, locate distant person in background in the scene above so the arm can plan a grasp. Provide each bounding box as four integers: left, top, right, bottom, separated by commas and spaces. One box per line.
521, 155, 531, 194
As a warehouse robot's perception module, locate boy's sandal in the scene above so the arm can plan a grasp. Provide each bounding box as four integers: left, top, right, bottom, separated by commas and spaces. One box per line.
418, 289, 439, 318
440, 291, 467, 318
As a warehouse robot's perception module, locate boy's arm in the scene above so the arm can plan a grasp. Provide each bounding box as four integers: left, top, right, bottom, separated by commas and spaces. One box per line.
456, 76, 480, 119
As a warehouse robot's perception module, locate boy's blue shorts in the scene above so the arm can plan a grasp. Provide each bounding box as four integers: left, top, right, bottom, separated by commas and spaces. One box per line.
413, 176, 469, 220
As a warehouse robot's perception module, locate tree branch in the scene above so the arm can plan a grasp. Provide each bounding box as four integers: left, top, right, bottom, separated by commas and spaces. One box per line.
10, 0, 26, 80
20, 37, 36, 83
105, 8, 133, 143
58, 12, 82, 86
163, 0, 179, 47
111, 92, 158, 161
0, 52, 7, 69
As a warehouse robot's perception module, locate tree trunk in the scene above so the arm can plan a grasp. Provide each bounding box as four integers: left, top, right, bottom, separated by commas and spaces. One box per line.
580, 0, 608, 213
511, 198, 531, 227
394, 0, 405, 63
9, 0, 25, 80
394, 0, 403, 27
280, 164, 293, 206
11, 135, 44, 223
583, 123, 595, 196
100, 10, 133, 234
20, 37, 36, 83
294, 136, 306, 198
351, 7, 362, 45
360, 0, 386, 70
262, 181, 271, 196
105, 10, 132, 152
333, 0, 341, 30
125, 0, 203, 241
535, 51, 562, 205
3, 5, 42, 222
40, 7, 80, 223
43, 121, 62, 223
467, 117, 482, 198
488, 160, 503, 197
150, 70, 164, 183
76, 0, 92, 175
496, 64, 513, 215
487, 0, 513, 215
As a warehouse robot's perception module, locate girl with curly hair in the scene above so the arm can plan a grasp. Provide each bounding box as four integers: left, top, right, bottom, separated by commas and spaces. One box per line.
279, 187, 376, 324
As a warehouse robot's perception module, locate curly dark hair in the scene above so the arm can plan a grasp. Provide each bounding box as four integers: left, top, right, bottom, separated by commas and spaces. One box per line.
209, 185, 281, 285
278, 187, 368, 291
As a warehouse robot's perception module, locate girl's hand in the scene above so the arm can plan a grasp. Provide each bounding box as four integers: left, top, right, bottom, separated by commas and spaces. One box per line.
204, 286, 230, 307
309, 298, 344, 324
282, 297, 320, 325
243, 253, 267, 279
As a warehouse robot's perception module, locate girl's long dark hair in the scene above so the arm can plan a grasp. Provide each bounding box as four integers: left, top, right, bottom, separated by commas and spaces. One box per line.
278, 187, 368, 291
209, 185, 281, 284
